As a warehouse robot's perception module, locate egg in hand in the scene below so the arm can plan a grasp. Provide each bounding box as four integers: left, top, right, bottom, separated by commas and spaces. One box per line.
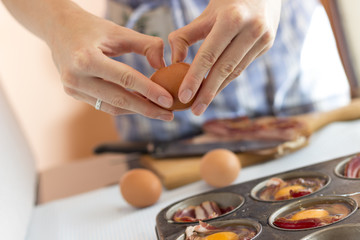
150, 62, 203, 110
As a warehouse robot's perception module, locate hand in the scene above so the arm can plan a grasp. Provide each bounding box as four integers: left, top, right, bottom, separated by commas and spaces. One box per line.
169, 0, 281, 115
48, 3, 174, 121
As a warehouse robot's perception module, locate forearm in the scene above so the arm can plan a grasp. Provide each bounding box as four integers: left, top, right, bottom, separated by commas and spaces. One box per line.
1, 0, 83, 46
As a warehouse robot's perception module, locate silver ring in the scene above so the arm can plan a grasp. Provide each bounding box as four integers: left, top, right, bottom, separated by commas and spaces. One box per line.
95, 99, 102, 110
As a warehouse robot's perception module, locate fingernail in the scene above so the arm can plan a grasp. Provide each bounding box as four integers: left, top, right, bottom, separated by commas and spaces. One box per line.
158, 95, 172, 108
180, 89, 193, 103
157, 114, 173, 121
193, 103, 207, 116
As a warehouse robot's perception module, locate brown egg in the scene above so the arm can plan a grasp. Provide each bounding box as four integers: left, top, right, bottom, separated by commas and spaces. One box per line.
119, 168, 162, 208
200, 149, 241, 188
150, 62, 200, 110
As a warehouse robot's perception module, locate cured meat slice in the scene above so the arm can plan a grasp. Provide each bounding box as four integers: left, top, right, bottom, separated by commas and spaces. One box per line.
202, 116, 310, 141
344, 154, 360, 178
172, 201, 233, 222
172, 206, 196, 222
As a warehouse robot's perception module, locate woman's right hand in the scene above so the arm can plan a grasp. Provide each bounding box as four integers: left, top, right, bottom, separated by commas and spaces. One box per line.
47, 2, 174, 121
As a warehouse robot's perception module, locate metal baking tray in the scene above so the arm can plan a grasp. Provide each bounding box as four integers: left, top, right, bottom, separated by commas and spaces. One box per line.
155, 153, 360, 239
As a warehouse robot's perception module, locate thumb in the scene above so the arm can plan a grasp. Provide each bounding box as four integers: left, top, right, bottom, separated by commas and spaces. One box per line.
168, 18, 212, 63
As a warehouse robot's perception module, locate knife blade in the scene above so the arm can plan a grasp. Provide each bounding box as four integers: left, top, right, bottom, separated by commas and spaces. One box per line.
94, 138, 285, 158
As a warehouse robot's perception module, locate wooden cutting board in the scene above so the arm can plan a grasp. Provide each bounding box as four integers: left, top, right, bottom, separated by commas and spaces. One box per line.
141, 99, 360, 190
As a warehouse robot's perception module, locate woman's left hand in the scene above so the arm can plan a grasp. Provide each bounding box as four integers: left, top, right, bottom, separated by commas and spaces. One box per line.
169, 0, 281, 115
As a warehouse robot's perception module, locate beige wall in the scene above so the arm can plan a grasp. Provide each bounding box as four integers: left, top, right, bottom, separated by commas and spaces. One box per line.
0, 0, 119, 171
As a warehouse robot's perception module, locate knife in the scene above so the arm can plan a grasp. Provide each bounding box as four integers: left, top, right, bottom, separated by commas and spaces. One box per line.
94, 138, 285, 158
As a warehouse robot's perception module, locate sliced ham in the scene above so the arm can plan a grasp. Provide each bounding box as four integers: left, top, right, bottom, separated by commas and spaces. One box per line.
201, 201, 222, 219
173, 206, 196, 222
202, 116, 310, 141
344, 154, 360, 178
172, 201, 233, 222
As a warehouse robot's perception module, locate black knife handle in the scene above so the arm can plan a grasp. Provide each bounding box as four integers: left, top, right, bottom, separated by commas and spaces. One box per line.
94, 141, 149, 154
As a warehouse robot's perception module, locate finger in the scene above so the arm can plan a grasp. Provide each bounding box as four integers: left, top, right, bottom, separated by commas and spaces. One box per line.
168, 17, 212, 63
70, 50, 174, 109
190, 29, 262, 116
217, 32, 274, 94
63, 76, 174, 121
223, 30, 274, 84
189, 22, 268, 116
64, 87, 134, 115
178, 19, 239, 104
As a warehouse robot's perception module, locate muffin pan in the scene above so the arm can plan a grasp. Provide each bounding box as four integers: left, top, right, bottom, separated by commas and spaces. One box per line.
155, 153, 360, 239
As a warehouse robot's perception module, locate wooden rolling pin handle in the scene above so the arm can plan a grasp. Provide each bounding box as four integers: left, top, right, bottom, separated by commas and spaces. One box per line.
300, 99, 360, 133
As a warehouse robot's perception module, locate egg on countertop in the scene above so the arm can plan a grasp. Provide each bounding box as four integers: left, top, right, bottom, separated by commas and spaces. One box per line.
200, 149, 241, 188
150, 62, 202, 110
119, 168, 162, 208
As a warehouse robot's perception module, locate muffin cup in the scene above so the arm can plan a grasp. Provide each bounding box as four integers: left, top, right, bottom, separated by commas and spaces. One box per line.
268, 196, 357, 231
165, 192, 244, 224
300, 223, 360, 240
250, 171, 330, 202
175, 218, 262, 240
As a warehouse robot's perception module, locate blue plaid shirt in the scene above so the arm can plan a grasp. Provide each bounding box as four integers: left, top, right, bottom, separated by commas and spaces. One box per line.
107, 0, 350, 141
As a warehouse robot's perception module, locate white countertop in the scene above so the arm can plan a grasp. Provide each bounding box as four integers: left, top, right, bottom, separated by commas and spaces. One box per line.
26, 120, 360, 240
